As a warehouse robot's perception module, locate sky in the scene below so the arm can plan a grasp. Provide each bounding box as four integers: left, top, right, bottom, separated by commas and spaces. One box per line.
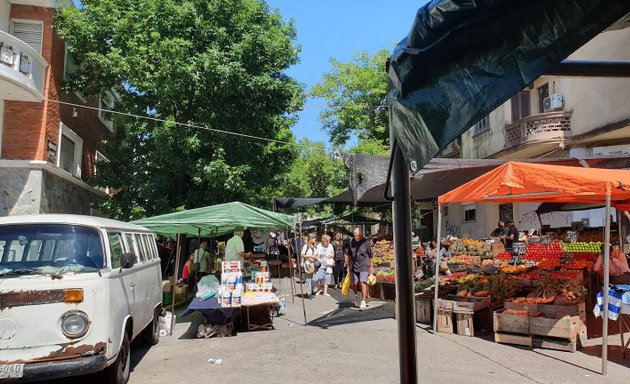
266, 0, 426, 148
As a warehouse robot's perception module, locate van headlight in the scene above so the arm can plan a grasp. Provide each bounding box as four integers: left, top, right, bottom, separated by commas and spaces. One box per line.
61, 311, 89, 339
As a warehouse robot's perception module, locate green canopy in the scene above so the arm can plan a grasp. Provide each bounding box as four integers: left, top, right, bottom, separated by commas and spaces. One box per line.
132, 201, 294, 238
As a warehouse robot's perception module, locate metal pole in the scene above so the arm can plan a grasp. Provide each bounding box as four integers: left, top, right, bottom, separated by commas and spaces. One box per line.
391, 143, 418, 384
299, 221, 307, 325
288, 229, 295, 303
433, 204, 443, 334
170, 227, 182, 336
602, 195, 611, 375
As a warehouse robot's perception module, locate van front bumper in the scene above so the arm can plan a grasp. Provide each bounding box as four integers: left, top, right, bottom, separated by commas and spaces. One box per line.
2, 354, 108, 383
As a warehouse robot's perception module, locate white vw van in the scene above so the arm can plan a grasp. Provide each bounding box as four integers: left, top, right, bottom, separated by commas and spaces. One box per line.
0, 214, 163, 384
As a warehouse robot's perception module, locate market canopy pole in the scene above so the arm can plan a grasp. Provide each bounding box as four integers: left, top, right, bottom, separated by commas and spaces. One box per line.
602, 194, 611, 375
170, 226, 182, 336
433, 203, 443, 334
391, 140, 418, 384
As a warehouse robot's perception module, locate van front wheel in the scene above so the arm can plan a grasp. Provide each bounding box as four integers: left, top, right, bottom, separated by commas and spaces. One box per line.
142, 309, 160, 346
104, 332, 130, 384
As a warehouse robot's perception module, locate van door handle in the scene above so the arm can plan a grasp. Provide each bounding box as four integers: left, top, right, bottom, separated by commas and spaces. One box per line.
130, 283, 136, 289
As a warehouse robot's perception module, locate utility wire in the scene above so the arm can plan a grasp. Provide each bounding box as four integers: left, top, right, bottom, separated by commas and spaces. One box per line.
47, 98, 299, 146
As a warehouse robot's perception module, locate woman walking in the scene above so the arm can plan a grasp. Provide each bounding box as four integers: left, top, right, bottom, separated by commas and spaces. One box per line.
301, 233, 318, 299
332, 232, 347, 288
315, 234, 334, 296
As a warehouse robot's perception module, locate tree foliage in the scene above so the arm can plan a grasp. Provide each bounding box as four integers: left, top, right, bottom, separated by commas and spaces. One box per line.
274, 139, 347, 216
55, 0, 304, 220
310, 49, 390, 149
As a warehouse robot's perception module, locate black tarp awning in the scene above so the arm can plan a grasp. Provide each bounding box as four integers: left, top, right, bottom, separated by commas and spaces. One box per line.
387, 0, 630, 172
273, 156, 630, 209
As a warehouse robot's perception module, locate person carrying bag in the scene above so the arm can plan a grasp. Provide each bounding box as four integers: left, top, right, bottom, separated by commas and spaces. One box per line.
301, 233, 318, 299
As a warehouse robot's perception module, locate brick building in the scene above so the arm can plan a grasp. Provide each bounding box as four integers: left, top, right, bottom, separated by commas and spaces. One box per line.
0, 0, 112, 216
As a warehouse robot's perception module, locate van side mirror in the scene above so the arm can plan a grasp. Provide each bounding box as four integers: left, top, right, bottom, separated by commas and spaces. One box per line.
120, 253, 135, 270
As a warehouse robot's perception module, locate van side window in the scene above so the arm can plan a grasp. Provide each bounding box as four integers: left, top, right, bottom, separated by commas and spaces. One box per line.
109, 233, 124, 268
134, 234, 146, 262
142, 234, 155, 260
124, 234, 139, 264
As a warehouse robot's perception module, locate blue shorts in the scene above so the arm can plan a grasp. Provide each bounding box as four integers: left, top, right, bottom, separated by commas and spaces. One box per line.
351, 271, 369, 284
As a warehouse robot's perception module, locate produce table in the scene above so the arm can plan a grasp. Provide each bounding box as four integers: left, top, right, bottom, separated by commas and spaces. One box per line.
181, 297, 239, 327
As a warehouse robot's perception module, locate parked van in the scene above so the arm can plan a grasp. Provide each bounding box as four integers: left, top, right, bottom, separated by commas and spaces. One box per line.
0, 214, 163, 384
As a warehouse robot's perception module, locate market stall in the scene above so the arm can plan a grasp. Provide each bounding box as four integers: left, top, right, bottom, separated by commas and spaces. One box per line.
133, 201, 294, 334
432, 162, 630, 365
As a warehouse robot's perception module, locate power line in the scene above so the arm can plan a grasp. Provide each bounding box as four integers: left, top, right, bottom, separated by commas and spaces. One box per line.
43, 97, 302, 146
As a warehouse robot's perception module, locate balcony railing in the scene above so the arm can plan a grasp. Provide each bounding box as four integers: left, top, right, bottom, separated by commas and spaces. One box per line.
505, 111, 572, 150
0, 30, 47, 102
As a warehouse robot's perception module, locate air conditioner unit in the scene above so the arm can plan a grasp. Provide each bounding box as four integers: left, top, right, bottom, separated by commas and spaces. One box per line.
543, 93, 563, 112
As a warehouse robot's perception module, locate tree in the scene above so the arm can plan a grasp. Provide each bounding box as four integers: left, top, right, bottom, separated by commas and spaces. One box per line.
310, 49, 390, 149
275, 139, 347, 216
55, 0, 304, 220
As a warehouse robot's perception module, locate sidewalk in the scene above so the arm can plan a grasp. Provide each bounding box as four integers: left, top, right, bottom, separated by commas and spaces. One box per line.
129, 278, 630, 384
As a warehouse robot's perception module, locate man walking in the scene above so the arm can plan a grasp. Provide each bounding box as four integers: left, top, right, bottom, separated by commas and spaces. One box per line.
346, 227, 373, 310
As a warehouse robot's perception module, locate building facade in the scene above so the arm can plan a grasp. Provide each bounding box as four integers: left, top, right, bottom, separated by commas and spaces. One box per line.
0, 0, 112, 216
437, 26, 630, 239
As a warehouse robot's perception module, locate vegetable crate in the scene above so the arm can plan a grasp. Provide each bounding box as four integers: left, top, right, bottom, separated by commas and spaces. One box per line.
414, 295, 432, 324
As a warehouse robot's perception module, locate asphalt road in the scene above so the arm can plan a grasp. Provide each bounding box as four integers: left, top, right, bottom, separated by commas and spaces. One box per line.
34, 278, 630, 384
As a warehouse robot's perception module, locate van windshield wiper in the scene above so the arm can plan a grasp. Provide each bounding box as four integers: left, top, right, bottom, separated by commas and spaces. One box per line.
0, 268, 40, 276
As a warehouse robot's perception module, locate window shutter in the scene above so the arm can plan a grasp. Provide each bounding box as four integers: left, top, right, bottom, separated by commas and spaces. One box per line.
520, 91, 530, 118
60, 135, 75, 174
12, 22, 43, 54
510, 95, 520, 122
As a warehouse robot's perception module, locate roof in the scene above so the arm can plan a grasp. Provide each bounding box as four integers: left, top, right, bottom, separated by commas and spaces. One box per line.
0, 214, 152, 232
132, 201, 294, 238
438, 161, 630, 206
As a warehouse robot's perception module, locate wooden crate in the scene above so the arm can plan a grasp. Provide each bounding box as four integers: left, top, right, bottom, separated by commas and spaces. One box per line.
494, 332, 532, 347
537, 302, 586, 322
446, 296, 491, 313
456, 312, 474, 337
532, 336, 578, 353
414, 296, 432, 324
504, 301, 540, 315
493, 309, 530, 334
436, 309, 453, 334
435, 299, 454, 311
529, 315, 585, 340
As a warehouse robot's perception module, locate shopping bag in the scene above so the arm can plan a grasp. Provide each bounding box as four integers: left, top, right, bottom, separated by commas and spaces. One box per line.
341, 274, 351, 296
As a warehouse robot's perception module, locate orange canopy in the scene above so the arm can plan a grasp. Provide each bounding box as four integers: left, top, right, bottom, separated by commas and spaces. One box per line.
438, 161, 630, 208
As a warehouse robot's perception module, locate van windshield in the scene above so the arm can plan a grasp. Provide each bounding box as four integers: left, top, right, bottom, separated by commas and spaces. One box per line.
0, 224, 104, 277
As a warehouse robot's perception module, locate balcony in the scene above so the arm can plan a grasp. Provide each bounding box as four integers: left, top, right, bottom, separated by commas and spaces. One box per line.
505, 111, 573, 151
0, 30, 47, 102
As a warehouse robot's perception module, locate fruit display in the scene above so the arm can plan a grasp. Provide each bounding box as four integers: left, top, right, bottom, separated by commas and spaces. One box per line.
372, 240, 396, 282
560, 240, 603, 252
450, 239, 490, 257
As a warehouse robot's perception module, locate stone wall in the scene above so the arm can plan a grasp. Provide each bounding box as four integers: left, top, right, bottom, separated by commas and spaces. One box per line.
41, 170, 99, 215
0, 167, 102, 216
0, 168, 42, 216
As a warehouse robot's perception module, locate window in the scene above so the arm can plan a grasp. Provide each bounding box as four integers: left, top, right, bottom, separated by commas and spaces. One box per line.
537, 83, 550, 113
134, 234, 146, 262
11, 20, 43, 54
109, 233, 124, 268
58, 123, 83, 178
124, 233, 139, 264
99, 92, 115, 131
464, 206, 477, 222
510, 91, 530, 122
63, 46, 86, 102
474, 115, 490, 134
499, 203, 513, 223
